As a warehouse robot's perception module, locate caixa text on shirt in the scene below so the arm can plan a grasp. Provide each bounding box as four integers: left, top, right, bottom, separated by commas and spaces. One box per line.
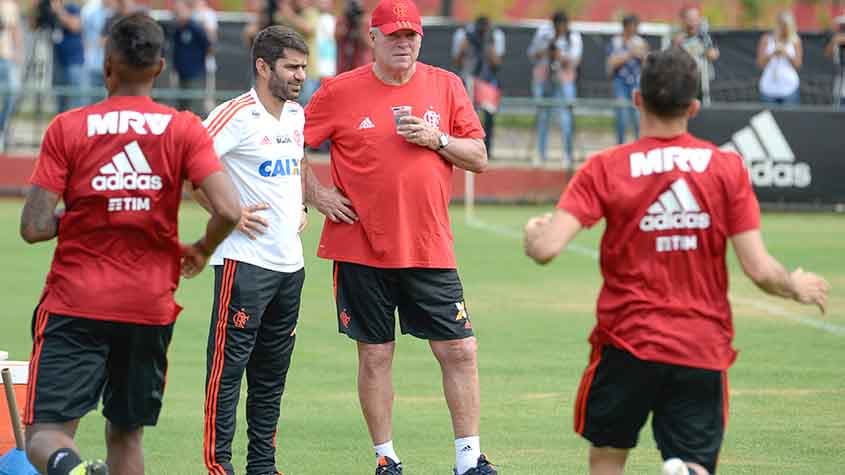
259, 158, 300, 177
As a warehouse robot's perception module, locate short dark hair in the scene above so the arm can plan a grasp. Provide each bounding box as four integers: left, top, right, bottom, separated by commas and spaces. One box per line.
552, 10, 568, 25
106, 13, 164, 68
639, 47, 700, 118
622, 14, 639, 27
251, 26, 309, 75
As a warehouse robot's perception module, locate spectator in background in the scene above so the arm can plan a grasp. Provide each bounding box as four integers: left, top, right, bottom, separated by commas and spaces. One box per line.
453, 15, 505, 156
527, 10, 581, 169
192, 0, 218, 43
673, 6, 719, 102
276, 0, 320, 104
0, 0, 23, 139
81, 0, 114, 103
825, 14, 845, 107
46, 0, 85, 113
756, 11, 802, 105
607, 14, 647, 144
335, 0, 371, 74
314, 0, 336, 82
171, 0, 210, 115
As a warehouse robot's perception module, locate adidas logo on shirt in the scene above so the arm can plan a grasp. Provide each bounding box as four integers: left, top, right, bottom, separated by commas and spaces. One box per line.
639, 178, 710, 232
91, 140, 163, 191
358, 117, 375, 130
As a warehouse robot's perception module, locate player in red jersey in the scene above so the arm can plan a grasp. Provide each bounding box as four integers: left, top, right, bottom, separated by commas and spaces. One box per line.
302, 1, 495, 474
19, 13, 240, 475
524, 48, 828, 475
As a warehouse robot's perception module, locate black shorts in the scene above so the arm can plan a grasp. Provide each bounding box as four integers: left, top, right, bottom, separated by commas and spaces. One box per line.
574, 345, 728, 474
24, 307, 173, 429
332, 261, 474, 343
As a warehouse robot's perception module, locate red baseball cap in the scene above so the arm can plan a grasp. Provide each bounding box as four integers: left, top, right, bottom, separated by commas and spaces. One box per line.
370, 0, 424, 36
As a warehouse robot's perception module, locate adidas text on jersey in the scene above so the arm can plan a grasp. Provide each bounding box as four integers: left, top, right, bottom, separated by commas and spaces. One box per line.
91, 141, 163, 191
639, 178, 711, 232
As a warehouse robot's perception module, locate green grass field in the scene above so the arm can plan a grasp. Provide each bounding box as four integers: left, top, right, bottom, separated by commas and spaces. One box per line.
1, 200, 843, 474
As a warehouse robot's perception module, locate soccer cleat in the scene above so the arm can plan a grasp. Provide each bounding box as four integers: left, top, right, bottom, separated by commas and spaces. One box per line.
455, 454, 497, 475
68, 460, 109, 475
661, 458, 690, 475
375, 455, 403, 475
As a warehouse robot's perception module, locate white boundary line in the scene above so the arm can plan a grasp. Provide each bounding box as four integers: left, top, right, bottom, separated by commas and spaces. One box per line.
465, 216, 843, 336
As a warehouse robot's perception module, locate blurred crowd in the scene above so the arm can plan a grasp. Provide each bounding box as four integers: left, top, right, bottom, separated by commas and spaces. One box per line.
1, 1, 845, 159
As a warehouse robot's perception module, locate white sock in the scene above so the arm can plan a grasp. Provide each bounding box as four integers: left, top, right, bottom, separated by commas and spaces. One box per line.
374, 440, 400, 464
455, 435, 481, 475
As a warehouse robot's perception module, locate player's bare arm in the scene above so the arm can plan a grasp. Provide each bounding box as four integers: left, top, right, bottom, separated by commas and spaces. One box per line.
182, 171, 241, 278
730, 230, 829, 314
20, 186, 62, 244
523, 209, 583, 265
396, 116, 488, 173
301, 154, 358, 223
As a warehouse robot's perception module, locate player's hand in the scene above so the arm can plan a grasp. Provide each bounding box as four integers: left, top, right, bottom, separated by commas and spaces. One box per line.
298, 208, 308, 233
238, 203, 270, 240
790, 268, 830, 315
315, 187, 357, 224
523, 213, 553, 253
397, 116, 440, 150
180, 241, 211, 279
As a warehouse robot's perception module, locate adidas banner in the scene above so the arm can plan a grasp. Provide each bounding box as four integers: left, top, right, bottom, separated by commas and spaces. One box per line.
690, 108, 845, 207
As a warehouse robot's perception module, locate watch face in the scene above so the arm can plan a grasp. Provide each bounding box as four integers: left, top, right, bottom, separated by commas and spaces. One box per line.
439, 134, 449, 147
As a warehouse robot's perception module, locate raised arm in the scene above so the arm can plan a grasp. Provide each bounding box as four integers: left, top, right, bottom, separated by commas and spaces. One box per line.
523, 209, 583, 265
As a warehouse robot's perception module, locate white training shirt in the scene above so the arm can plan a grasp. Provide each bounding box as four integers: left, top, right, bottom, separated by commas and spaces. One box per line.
204, 89, 305, 273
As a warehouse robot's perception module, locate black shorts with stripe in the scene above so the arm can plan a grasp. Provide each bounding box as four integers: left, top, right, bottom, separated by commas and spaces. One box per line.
574, 345, 728, 474
24, 308, 173, 429
332, 261, 474, 344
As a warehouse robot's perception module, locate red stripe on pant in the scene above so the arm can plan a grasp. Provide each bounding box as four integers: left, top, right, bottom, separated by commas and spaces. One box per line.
204, 260, 237, 475
23, 307, 50, 425
573, 345, 603, 435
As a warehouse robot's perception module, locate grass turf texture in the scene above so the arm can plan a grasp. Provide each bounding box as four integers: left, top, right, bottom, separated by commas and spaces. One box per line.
1, 200, 843, 473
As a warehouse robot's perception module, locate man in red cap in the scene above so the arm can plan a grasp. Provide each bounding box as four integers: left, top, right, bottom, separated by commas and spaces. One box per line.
302, 1, 496, 474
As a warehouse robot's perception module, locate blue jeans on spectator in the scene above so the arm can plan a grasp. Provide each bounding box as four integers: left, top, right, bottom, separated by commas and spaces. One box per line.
533, 80, 575, 167
613, 78, 639, 145
53, 63, 85, 113
0, 59, 19, 134
760, 89, 800, 106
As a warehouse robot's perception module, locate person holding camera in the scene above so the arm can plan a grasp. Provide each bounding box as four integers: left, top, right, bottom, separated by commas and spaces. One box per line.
452, 15, 505, 157
606, 14, 647, 144
756, 11, 802, 106
0, 0, 23, 138
825, 14, 845, 107
527, 10, 582, 169
38, 0, 84, 113
673, 6, 719, 103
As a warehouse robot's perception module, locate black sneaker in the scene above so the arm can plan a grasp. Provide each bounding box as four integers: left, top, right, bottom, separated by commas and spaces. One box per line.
376, 456, 403, 475
454, 454, 497, 475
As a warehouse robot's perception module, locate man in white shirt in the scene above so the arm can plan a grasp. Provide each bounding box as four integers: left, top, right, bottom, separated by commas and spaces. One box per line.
195, 26, 309, 475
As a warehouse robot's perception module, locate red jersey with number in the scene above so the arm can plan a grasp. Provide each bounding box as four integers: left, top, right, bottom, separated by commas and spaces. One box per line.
304, 63, 484, 268
30, 96, 222, 326
558, 133, 760, 370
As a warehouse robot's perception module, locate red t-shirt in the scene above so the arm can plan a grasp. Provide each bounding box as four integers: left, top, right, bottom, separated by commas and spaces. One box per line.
30, 96, 222, 326
558, 133, 760, 370
304, 63, 484, 268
